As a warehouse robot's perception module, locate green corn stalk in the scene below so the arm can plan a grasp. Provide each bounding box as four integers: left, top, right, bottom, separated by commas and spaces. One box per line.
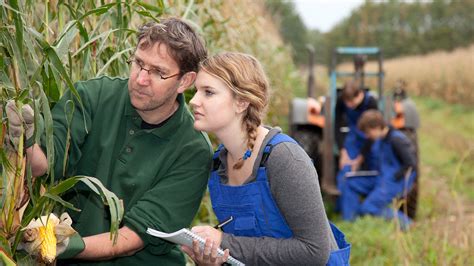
0, 0, 168, 263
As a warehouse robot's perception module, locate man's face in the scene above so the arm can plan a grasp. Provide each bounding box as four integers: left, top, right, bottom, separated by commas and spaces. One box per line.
344, 91, 364, 109
128, 41, 183, 113
365, 127, 384, 140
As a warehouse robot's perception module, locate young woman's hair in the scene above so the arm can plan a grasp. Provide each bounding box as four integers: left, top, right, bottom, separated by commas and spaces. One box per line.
341, 80, 362, 101
199, 52, 270, 169
357, 110, 386, 133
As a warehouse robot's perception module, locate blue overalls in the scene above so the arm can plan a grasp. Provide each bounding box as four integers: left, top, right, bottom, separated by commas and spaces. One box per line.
340, 130, 416, 229
336, 92, 377, 213
342, 91, 375, 163
209, 133, 351, 265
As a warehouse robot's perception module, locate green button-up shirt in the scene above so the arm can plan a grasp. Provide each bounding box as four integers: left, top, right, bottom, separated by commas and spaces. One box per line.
48, 76, 212, 265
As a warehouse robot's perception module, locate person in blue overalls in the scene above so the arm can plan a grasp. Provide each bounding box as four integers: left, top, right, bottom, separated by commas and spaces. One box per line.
182, 52, 351, 265
340, 110, 417, 229
335, 80, 378, 172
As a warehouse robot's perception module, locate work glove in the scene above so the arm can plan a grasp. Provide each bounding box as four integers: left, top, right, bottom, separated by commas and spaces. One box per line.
4, 100, 35, 150
19, 212, 85, 264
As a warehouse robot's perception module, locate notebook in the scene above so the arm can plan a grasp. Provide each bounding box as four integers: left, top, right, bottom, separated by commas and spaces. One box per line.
344, 170, 379, 178
146, 228, 245, 266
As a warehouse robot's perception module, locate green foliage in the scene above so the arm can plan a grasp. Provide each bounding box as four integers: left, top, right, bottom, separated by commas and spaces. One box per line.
324, 0, 474, 61
267, 0, 474, 66
265, 0, 309, 65
0, 0, 169, 262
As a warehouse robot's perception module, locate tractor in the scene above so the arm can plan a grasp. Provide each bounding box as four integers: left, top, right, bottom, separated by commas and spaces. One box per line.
289, 46, 419, 218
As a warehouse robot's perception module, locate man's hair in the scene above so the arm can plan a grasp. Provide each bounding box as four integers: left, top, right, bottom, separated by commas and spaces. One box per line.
358, 110, 386, 132
137, 18, 207, 74
341, 80, 362, 101
393, 79, 407, 100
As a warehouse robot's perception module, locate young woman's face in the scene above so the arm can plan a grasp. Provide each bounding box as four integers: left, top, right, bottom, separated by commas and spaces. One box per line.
190, 71, 243, 133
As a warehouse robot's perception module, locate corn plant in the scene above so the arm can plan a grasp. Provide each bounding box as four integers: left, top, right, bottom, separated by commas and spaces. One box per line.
0, 0, 172, 264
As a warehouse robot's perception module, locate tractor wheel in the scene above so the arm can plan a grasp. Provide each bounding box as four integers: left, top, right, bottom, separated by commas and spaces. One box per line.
292, 128, 323, 176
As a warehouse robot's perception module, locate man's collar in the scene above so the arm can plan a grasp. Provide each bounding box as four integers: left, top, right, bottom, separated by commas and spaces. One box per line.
125, 94, 187, 139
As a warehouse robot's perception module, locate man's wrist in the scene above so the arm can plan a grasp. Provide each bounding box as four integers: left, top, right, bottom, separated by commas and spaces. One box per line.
25, 136, 36, 148
57, 232, 85, 259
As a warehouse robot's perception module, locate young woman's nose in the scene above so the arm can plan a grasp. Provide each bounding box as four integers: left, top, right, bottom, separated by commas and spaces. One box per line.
189, 93, 200, 108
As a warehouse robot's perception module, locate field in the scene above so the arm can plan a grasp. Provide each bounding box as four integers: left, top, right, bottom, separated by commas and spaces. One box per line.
1, 0, 472, 265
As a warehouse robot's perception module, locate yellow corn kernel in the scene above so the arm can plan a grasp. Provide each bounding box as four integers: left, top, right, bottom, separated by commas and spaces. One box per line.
38, 219, 57, 263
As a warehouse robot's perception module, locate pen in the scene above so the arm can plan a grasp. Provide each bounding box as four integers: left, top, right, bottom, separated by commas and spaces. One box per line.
214, 216, 233, 229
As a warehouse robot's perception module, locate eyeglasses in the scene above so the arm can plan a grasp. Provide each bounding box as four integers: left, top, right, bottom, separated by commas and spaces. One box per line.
127, 58, 181, 80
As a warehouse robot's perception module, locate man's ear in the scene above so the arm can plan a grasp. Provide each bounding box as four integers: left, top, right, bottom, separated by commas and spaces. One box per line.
235, 100, 250, 114
177, 72, 197, 94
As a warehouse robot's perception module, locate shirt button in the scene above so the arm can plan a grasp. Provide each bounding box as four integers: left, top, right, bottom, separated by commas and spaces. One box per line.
129, 129, 135, 135
125, 147, 133, 153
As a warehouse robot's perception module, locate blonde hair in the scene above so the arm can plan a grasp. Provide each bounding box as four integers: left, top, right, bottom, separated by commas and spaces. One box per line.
200, 52, 270, 169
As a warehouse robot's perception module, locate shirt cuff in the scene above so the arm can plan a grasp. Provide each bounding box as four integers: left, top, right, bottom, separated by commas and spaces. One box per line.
220, 233, 232, 250
57, 232, 85, 259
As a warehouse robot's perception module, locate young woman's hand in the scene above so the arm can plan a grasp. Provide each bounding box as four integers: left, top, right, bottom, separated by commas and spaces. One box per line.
181, 226, 229, 266
182, 238, 230, 266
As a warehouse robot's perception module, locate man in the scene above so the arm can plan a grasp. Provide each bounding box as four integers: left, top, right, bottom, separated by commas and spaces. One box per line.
335, 80, 378, 171
13, 18, 212, 265
340, 110, 417, 229
391, 79, 420, 218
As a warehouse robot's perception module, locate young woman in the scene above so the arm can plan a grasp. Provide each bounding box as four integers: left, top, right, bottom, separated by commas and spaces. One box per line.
183, 52, 350, 265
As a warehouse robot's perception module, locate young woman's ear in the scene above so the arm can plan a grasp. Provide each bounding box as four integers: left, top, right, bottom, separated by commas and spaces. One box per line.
235, 100, 250, 114
177, 72, 197, 93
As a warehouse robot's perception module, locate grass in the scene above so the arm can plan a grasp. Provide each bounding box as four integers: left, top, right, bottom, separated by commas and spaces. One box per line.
333, 97, 474, 265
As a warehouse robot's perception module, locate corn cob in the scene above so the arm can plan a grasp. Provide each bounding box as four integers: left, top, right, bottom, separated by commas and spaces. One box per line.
38, 218, 57, 264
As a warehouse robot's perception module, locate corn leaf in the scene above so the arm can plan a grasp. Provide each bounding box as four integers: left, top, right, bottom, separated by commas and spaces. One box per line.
43, 193, 80, 212
96, 47, 133, 77
76, 176, 123, 243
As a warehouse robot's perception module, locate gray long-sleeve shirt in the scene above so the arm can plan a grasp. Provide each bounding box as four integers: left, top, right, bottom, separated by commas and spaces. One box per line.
217, 127, 338, 266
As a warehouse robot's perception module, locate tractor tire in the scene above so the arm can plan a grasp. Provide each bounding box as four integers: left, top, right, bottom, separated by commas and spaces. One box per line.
292, 128, 323, 177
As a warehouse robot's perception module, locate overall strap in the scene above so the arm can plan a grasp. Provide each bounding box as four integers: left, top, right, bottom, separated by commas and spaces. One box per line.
260, 133, 298, 167
362, 90, 371, 108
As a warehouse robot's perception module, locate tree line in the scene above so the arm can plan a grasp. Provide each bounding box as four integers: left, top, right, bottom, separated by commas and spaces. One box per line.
266, 0, 474, 65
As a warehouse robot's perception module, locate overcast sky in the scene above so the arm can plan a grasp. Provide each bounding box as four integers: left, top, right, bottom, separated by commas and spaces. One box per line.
293, 0, 364, 32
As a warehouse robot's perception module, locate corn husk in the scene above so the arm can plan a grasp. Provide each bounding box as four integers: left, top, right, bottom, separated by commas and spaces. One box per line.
20, 213, 76, 264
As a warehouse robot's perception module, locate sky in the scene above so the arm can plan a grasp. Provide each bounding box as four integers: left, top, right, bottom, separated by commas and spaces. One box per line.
293, 0, 365, 32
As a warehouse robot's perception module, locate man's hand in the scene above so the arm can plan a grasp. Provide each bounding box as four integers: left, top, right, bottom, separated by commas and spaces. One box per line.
19, 213, 78, 264
339, 148, 351, 169
351, 155, 364, 172
5, 100, 35, 149
181, 226, 229, 266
